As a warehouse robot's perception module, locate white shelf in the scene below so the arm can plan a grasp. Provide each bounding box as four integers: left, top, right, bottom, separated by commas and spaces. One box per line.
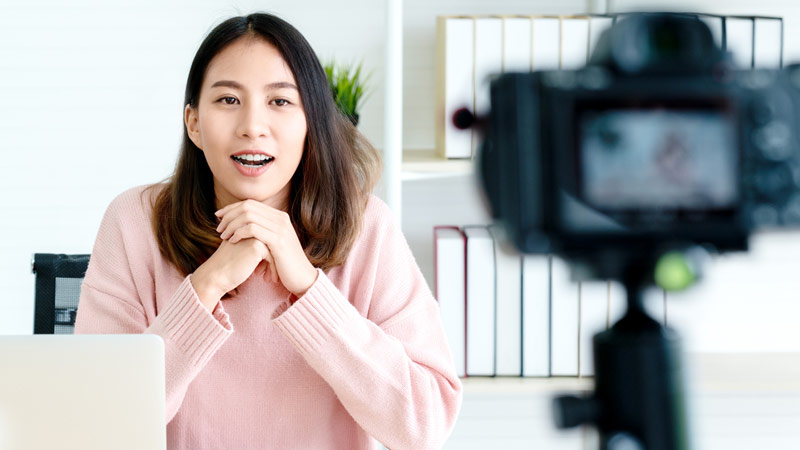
461, 376, 592, 394
401, 149, 474, 180
687, 352, 800, 392
457, 353, 800, 394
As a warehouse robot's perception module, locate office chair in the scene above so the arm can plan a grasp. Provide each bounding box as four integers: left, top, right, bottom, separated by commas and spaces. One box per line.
31, 253, 90, 334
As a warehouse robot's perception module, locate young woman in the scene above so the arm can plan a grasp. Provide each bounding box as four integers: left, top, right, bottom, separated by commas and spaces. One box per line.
75, 12, 462, 450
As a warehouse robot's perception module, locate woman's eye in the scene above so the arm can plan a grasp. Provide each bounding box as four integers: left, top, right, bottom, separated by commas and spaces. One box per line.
218, 97, 238, 105
272, 98, 289, 107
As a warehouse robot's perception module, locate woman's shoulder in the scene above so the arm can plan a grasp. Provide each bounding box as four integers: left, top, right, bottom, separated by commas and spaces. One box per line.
105, 184, 165, 221
353, 194, 408, 250
364, 193, 391, 215
362, 194, 395, 232
109, 183, 166, 211
89, 184, 166, 267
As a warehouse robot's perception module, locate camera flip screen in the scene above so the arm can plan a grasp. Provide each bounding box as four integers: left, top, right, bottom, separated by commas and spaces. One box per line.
579, 108, 739, 211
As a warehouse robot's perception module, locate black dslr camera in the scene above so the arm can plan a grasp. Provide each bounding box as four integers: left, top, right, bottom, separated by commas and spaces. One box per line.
481, 12, 800, 281
476, 13, 800, 450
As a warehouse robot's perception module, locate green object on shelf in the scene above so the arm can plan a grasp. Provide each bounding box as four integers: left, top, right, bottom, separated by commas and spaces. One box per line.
654, 251, 696, 291
323, 61, 371, 126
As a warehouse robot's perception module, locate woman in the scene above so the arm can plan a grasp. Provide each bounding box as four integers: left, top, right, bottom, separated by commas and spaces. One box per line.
75, 12, 462, 450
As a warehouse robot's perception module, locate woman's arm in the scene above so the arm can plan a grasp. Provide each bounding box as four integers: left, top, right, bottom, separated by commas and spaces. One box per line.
271, 200, 463, 450
74, 187, 234, 423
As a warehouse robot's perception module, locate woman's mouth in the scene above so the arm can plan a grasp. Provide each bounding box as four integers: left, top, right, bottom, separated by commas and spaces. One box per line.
231, 154, 275, 168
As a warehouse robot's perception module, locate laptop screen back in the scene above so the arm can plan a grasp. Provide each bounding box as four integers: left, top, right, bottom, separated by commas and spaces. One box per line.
0, 334, 166, 450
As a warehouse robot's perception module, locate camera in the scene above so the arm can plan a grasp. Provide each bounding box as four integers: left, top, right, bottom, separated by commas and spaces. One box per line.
475, 13, 800, 450
480, 12, 800, 280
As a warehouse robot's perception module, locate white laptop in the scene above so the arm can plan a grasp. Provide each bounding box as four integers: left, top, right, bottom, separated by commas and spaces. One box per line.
0, 334, 166, 450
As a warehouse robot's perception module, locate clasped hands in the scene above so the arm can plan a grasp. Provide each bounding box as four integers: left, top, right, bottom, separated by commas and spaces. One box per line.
191, 199, 318, 311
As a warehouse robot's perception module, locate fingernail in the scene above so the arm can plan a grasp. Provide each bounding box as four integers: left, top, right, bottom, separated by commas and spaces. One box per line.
214, 210, 222, 217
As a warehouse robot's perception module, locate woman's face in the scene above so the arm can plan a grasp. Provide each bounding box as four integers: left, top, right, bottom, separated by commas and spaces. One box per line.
185, 36, 307, 211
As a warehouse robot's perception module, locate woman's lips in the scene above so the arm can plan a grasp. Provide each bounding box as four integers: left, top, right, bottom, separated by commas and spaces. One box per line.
231, 156, 274, 177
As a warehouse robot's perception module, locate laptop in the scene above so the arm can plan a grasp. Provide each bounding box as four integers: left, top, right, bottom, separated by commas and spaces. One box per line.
0, 334, 166, 450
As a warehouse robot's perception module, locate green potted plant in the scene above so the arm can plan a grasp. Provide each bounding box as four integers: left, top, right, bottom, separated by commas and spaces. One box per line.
323, 61, 370, 126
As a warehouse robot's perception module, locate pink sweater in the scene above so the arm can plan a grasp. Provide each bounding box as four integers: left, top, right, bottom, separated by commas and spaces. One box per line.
74, 185, 462, 450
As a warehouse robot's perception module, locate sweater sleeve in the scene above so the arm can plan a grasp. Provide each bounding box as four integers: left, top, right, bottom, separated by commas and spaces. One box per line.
271, 201, 463, 450
74, 187, 234, 423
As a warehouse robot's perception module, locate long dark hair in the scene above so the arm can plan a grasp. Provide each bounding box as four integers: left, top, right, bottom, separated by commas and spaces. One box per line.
150, 13, 381, 277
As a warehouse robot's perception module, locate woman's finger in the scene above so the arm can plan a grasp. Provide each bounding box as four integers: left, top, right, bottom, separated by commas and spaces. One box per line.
214, 200, 245, 218
215, 200, 263, 234
229, 226, 282, 284
229, 222, 282, 248
217, 200, 292, 235
261, 243, 279, 284
221, 210, 286, 240
216, 203, 251, 235
219, 209, 273, 239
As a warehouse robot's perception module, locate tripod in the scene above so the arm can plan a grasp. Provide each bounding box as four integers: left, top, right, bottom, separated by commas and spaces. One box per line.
553, 256, 691, 450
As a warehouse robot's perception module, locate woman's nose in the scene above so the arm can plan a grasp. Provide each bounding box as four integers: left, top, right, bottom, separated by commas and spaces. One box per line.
237, 103, 269, 139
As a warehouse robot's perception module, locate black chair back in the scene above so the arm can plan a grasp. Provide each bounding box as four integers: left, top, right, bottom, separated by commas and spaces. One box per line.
31, 253, 90, 334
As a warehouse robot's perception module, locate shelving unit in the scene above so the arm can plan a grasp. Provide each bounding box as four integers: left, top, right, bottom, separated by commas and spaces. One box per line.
457, 352, 800, 393
445, 353, 800, 449
460, 376, 592, 393
401, 149, 474, 180
384, 5, 800, 449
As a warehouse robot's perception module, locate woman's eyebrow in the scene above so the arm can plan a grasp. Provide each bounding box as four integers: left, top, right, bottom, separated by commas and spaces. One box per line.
209, 80, 297, 90
265, 81, 298, 91
210, 80, 244, 90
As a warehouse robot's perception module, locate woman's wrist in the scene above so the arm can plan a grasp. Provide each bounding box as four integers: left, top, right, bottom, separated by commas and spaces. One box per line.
190, 270, 223, 312
291, 267, 319, 298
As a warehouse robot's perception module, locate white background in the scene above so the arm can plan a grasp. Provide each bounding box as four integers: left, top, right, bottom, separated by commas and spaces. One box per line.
2, 0, 800, 355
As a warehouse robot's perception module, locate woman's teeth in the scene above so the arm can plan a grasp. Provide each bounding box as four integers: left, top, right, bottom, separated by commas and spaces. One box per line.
231, 154, 274, 167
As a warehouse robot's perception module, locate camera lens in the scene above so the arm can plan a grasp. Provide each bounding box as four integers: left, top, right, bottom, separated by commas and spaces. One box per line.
749, 100, 775, 126
754, 165, 792, 196
753, 121, 792, 161
650, 24, 681, 58
781, 193, 800, 224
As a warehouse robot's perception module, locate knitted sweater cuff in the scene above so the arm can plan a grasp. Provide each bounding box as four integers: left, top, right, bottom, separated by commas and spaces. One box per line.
271, 269, 358, 357
146, 276, 233, 369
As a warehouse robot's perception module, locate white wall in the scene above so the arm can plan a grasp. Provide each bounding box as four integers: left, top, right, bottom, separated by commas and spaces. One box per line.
0, 0, 389, 333
3, 0, 800, 355
0, 0, 585, 333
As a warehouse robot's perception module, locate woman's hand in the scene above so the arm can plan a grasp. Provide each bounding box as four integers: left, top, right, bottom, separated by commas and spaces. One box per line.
190, 238, 271, 312
215, 200, 318, 297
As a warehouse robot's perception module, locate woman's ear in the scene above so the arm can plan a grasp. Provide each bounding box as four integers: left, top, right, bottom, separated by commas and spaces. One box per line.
184, 104, 203, 150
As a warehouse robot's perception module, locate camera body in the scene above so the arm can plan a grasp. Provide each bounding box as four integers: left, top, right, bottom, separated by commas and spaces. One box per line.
480, 13, 800, 279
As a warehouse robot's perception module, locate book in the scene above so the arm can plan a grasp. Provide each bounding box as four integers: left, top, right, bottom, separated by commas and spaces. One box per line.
754, 17, 782, 68
699, 15, 724, 49
531, 17, 560, 70
579, 281, 623, 377
433, 226, 467, 377
550, 256, 580, 376
522, 254, 551, 377
588, 16, 613, 58
724, 17, 754, 69
608, 280, 627, 327
503, 16, 532, 72
561, 17, 590, 69
435, 17, 474, 159
490, 226, 522, 376
473, 17, 503, 156
464, 225, 497, 376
